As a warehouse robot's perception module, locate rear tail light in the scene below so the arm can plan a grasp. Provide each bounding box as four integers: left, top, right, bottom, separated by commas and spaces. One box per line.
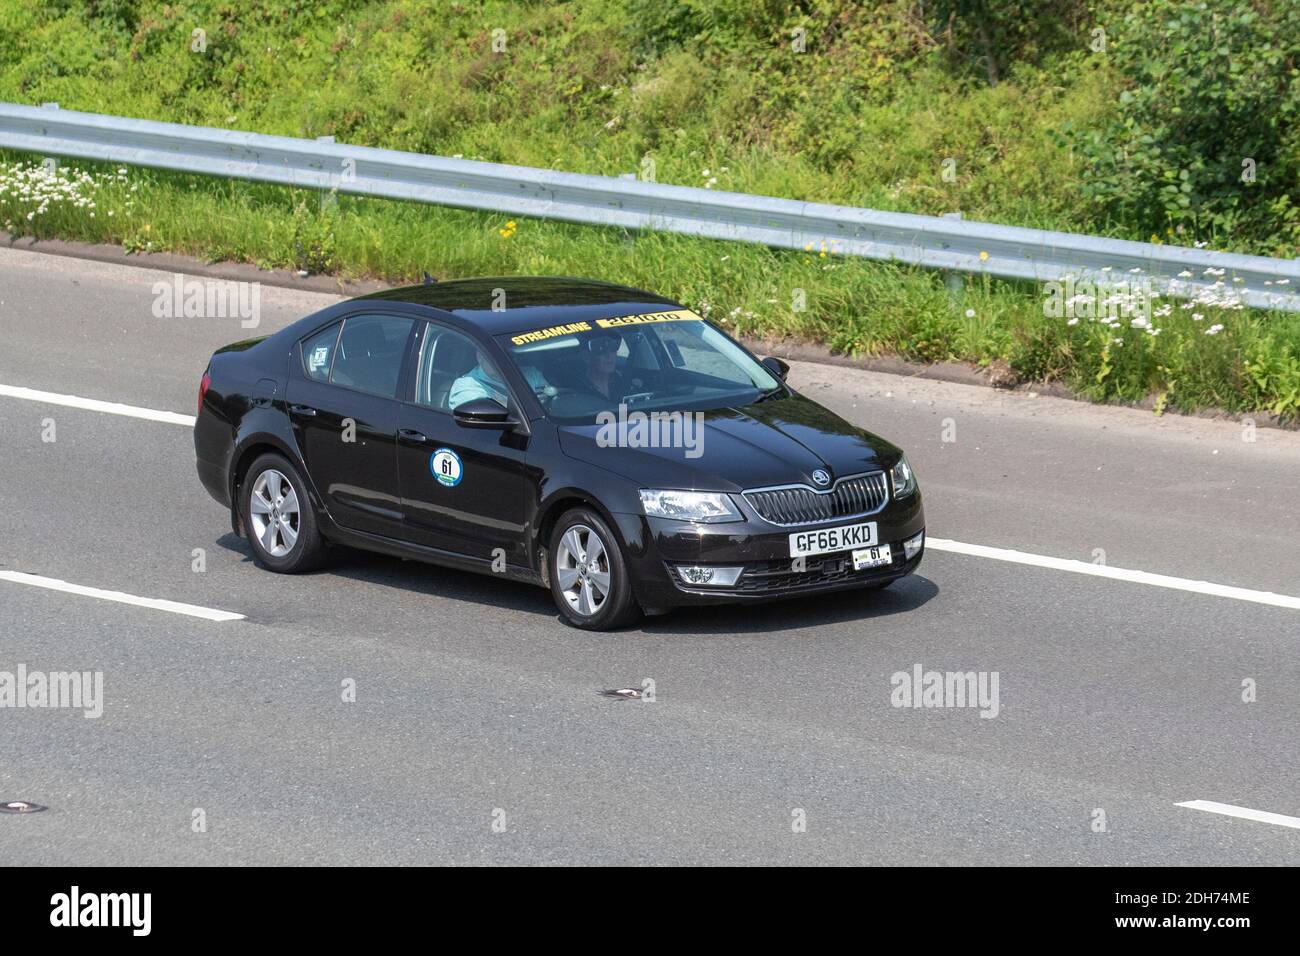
198, 371, 211, 417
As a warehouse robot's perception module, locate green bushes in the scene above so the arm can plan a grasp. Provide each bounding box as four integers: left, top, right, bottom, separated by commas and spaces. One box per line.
1071, 0, 1300, 255
925, 0, 1092, 83
1244, 333, 1300, 419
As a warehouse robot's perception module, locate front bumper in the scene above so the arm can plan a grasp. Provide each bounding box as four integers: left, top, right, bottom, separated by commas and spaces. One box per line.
611, 488, 926, 609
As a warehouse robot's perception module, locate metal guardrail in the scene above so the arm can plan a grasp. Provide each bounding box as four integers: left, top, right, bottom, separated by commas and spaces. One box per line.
2, 102, 1298, 311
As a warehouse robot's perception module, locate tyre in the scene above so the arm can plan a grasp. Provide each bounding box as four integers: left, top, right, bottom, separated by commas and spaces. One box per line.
241, 453, 327, 573
548, 507, 641, 630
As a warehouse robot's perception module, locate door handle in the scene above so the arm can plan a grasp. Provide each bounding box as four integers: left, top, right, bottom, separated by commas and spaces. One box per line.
398, 428, 427, 444
289, 404, 317, 417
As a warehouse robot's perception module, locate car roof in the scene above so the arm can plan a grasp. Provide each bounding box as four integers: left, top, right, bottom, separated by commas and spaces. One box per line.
356, 276, 684, 335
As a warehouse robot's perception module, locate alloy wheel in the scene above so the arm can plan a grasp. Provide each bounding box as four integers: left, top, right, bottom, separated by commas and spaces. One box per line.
249, 468, 300, 558
555, 524, 611, 616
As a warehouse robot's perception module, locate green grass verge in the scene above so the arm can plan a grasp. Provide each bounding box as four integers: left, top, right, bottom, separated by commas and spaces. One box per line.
3, 156, 1298, 420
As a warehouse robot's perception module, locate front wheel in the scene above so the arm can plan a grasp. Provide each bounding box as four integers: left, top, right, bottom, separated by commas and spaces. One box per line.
242, 453, 327, 573
548, 508, 641, 630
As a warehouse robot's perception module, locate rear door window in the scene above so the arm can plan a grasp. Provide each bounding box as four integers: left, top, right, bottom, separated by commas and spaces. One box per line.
328, 314, 415, 398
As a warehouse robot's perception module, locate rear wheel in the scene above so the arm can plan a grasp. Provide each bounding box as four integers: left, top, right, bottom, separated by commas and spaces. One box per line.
242, 453, 326, 573
548, 508, 640, 630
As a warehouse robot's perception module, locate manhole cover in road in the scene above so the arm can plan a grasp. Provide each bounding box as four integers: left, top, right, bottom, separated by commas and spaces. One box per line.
0, 801, 47, 814
598, 688, 643, 701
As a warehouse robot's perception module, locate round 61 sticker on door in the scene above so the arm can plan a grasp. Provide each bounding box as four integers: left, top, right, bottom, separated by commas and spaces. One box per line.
430, 448, 463, 487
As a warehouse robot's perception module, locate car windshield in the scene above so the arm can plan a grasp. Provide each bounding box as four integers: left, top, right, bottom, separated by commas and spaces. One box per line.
495, 311, 781, 424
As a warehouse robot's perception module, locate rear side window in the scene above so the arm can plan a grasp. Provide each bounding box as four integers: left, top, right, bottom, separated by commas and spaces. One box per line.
301, 323, 341, 382
328, 314, 415, 398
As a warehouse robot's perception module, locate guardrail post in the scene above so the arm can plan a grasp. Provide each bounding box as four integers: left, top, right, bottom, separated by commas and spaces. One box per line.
40, 102, 58, 177
618, 173, 638, 245
316, 135, 336, 212
942, 211, 964, 304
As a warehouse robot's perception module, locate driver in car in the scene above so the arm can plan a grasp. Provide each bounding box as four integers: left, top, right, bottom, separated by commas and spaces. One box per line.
575, 330, 635, 401
449, 353, 550, 410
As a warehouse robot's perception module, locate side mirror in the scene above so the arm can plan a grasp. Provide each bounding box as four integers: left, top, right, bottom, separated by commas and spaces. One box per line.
761, 356, 790, 381
453, 397, 517, 429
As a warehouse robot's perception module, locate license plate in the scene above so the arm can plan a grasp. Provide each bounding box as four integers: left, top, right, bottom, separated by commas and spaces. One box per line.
852, 544, 892, 571
788, 521, 877, 557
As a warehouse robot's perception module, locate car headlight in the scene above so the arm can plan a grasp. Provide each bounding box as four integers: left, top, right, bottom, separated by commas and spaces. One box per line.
639, 489, 742, 523
890, 455, 917, 498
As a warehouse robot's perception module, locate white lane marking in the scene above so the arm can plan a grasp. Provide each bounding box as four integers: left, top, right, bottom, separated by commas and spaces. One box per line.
0, 570, 243, 622
1, 381, 1297, 613
926, 537, 1300, 611
0, 383, 195, 426
1176, 800, 1300, 831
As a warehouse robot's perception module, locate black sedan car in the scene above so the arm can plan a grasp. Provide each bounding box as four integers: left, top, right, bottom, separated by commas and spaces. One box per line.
195, 277, 925, 629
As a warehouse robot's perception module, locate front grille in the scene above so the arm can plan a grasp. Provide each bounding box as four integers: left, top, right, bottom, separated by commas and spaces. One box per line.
742, 471, 889, 527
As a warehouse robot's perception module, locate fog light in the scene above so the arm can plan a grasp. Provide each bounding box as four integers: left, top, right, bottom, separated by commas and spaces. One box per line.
676, 565, 744, 587
904, 530, 925, 560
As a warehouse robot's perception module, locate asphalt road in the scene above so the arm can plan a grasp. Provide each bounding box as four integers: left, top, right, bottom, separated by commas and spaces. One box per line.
1, 248, 1298, 865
